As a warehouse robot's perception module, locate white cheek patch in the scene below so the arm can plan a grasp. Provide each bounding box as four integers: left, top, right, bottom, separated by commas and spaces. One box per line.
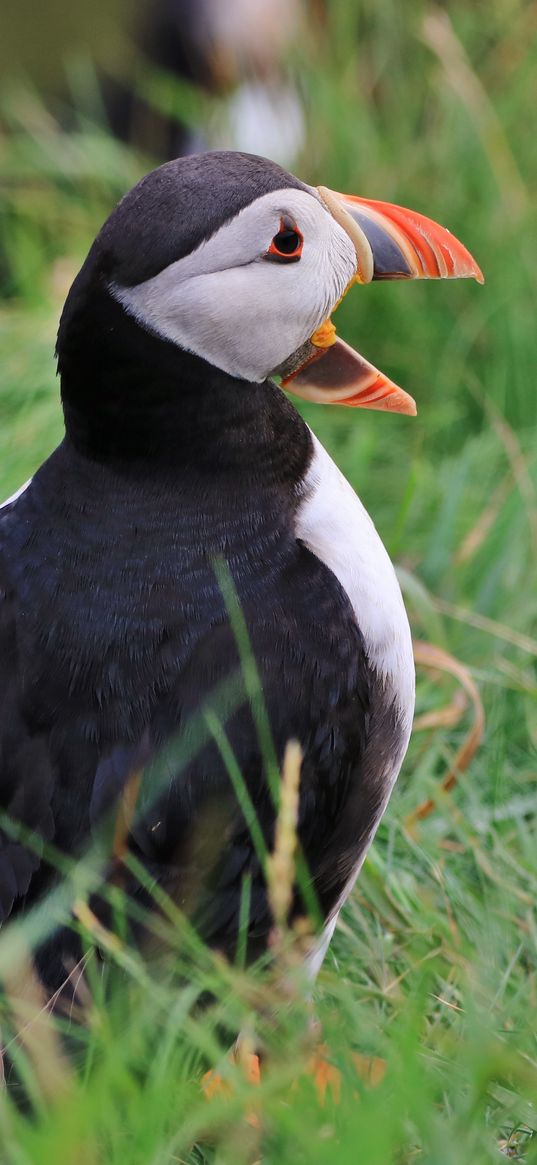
112, 188, 356, 382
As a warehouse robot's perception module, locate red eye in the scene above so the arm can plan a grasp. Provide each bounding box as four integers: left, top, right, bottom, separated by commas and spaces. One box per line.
267, 218, 303, 262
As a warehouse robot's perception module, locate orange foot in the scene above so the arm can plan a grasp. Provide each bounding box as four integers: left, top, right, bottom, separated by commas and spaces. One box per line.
307, 1045, 386, 1103
202, 1046, 340, 1108
307, 1044, 342, 1104
201, 1049, 261, 1128
201, 1050, 261, 1099
202, 1045, 386, 1112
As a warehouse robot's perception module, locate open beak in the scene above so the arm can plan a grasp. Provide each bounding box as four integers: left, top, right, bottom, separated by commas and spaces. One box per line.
282, 187, 484, 416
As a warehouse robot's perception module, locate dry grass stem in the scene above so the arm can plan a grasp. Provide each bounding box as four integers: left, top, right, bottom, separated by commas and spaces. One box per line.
3, 951, 73, 1103
267, 740, 303, 936
432, 599, 537, 657
467, 375, 537, 553
455, 472, 513, 564
112, 768, 143, 864
73, 899, 123, 956
408, 641, 485, 826
422, 8, 529, 217
413, 687, 467, 732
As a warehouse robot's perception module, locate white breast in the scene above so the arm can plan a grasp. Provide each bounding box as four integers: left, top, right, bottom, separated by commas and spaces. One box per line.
296, 431, 415, 740
296, 431, 415, 979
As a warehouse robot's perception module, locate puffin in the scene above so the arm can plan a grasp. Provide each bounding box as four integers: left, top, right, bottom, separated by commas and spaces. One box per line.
0, 152, 482, 996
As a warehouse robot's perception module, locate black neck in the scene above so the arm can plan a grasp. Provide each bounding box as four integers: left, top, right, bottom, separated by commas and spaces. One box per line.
57, 278, 310, 489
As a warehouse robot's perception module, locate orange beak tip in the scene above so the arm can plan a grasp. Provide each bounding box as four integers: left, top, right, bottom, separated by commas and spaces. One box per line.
400, 395, 417, 417
283, 338, 418, 418
372, 387, 417, 417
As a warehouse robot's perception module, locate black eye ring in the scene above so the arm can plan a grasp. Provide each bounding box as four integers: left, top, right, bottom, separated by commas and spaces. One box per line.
267, 218, 303, 262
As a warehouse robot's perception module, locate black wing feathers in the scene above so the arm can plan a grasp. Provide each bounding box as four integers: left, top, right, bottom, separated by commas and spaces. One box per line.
0, 542, 57, 924
0, 421, 373, 978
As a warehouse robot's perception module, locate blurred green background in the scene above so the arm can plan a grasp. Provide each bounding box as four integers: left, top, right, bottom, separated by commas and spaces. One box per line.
1, 2, 537, 1162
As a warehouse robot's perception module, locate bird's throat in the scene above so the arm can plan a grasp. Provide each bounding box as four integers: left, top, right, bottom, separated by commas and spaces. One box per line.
58, 282, 310, 483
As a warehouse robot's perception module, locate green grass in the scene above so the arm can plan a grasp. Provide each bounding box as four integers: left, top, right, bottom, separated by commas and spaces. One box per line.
1, 1, 537, 1161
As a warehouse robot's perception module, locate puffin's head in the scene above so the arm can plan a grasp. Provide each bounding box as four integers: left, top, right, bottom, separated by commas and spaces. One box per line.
59, 151, 482, 418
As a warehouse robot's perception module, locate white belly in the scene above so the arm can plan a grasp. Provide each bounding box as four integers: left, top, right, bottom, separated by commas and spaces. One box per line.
295, 430, 415, 976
